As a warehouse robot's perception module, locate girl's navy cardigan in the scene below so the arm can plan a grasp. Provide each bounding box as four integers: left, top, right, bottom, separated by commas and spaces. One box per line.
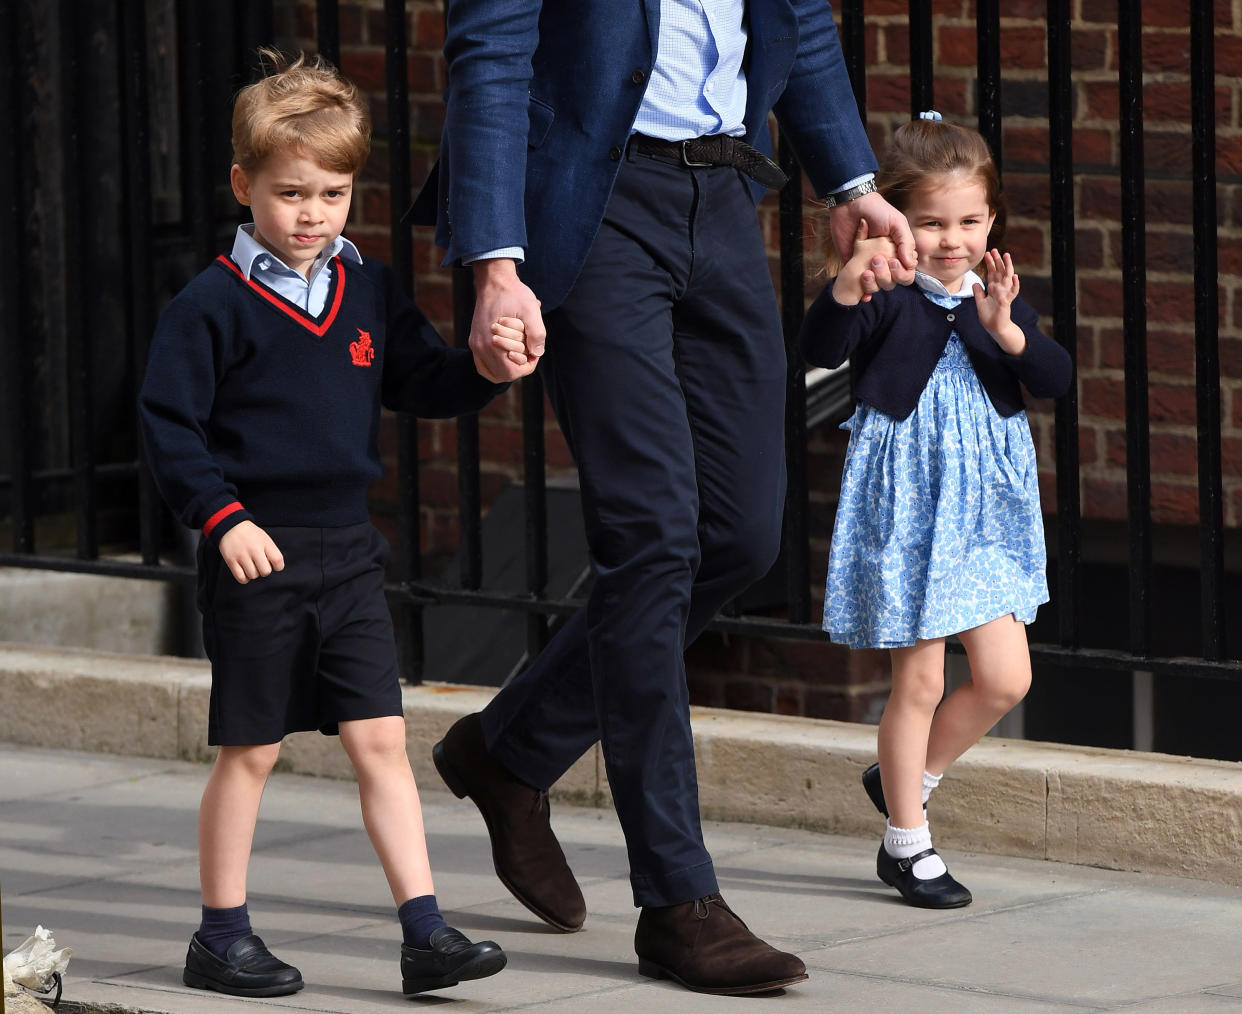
798, 281, 1073, 421
139, 255, 504, 544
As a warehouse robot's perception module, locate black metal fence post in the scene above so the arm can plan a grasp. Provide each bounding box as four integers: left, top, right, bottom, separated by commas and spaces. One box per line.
1117, 0, 1152, 657
908, 0, 933, 116
1, 0, 33, 555
61, 0, 100, 562
975, 0, 1001, 164
1046, 0, 1082, 651
118, 0, 161, 568
317, 0, 340, 66
1190, 1, 1225, 663
779, 136, 810, 625
379, 0, 426, 683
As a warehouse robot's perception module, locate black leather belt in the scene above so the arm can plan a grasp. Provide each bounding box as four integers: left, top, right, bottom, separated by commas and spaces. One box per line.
631, 133, 789, 190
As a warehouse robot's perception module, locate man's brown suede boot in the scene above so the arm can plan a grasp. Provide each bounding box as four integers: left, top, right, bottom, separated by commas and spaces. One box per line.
634, 893, 807, 994
433, 713, 586, 932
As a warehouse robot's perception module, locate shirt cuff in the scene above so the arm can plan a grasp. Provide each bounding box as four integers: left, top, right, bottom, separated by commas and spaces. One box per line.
463, 247, 526, 265
827, 172, 876, 197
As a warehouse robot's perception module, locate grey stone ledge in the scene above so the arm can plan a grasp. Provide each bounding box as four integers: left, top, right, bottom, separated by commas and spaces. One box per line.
2, 641, 1240, 886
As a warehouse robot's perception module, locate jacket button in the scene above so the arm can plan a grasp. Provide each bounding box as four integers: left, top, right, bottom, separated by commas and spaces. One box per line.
631, 68, 646, 84
946, 313, 956, 322
609, 145, 622, 161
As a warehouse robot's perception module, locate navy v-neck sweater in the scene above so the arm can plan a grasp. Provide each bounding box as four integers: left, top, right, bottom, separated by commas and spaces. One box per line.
139, 255, 504, 543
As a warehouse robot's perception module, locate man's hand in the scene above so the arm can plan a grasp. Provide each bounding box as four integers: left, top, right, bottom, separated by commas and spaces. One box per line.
218, 520, 284, 585
829, 191, 918, 286
470, 259, 545, 382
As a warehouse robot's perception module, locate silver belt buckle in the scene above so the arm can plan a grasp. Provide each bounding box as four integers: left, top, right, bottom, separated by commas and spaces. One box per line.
680, 138, 713, 168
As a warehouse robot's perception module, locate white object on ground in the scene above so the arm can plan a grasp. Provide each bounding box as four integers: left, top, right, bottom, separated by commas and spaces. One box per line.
3, 925, 72, 994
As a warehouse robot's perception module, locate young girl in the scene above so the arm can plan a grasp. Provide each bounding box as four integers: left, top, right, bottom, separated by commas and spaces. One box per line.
800, 112, 1072, 909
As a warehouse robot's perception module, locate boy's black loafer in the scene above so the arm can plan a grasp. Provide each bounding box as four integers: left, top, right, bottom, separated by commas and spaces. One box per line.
862, 763, 888, 816
876, 845, 972, 909
401, 926, 507, 995
182, 933, 304, 997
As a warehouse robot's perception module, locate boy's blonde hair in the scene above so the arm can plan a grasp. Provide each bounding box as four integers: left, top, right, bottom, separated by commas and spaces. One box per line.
232, 48, 370, 174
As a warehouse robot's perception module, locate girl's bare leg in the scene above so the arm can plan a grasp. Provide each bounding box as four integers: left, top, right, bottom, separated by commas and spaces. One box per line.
878, 638, 946, 830
924, 614, 1032, 776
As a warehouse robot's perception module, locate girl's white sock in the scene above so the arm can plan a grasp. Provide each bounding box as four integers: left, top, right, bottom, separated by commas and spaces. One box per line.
922, 769, 943, 805
883, 820, 948, 879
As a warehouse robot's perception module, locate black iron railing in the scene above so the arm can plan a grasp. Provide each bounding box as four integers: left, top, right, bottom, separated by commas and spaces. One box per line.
1, 1, 1237, 753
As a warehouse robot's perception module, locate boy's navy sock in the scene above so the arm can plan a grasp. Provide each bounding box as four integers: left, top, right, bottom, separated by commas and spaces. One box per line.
398, 895, 447, 949
197, 902, 252, 959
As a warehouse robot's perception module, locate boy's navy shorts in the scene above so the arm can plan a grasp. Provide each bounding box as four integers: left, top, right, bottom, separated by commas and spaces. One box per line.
197, 522, 403, 746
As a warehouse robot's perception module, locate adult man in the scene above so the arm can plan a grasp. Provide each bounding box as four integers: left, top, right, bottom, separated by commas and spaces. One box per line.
409, 0, 915, 995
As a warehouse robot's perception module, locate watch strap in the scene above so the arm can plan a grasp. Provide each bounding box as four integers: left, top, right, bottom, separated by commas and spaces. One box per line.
823, 178, 878, 208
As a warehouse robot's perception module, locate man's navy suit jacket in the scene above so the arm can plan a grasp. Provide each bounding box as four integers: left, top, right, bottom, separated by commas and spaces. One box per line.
409, 0, 878, 312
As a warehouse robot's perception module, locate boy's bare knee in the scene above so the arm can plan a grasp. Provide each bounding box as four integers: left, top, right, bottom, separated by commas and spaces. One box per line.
341, 716, 409, 767
216, 742, 281, 780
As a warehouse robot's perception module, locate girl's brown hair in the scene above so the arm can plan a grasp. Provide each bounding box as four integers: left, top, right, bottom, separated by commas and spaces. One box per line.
877, 117, 1006, 248
231, 48, 371, 175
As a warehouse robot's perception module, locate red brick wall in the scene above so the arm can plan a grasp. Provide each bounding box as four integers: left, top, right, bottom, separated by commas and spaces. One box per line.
274, 1, 1241, 719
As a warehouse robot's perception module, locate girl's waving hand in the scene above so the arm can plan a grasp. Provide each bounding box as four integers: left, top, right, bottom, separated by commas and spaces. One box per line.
972, 250, 1027, 356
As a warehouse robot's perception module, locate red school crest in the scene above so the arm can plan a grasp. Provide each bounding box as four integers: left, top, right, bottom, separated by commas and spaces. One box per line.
349, 328, 375, 367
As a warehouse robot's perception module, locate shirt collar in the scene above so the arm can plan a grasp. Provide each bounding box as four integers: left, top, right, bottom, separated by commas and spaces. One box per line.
229, 223, 363, 281
914, 268, 983, 299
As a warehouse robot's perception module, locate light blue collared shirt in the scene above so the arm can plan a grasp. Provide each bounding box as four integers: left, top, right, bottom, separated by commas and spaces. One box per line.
229, 224, 363, 316
632, 0, 748, 142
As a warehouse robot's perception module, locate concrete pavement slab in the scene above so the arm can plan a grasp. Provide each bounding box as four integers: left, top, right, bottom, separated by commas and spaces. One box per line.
5, 743, 1242, 1013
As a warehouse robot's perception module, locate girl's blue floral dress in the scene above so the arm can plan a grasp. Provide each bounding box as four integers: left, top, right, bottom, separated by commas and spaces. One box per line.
823, 270, 1049, 650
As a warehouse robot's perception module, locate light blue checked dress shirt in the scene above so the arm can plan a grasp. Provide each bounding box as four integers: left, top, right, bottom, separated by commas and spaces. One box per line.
632, 0, 748, 141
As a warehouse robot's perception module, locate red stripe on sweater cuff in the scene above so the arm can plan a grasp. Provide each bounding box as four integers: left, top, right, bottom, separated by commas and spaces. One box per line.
202, 502, 243, 537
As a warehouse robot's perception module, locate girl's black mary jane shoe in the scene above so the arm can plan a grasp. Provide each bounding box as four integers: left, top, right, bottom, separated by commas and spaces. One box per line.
876, 845, 973, 909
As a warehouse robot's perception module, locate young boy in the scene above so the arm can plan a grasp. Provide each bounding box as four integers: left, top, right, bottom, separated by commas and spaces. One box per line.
138, 49, 532, 999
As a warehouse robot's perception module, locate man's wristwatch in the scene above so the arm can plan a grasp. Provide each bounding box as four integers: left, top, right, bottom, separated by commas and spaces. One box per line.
823, 179, 878, 208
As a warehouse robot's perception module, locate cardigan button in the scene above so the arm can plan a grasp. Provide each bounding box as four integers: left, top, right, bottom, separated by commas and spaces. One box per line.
946, 313, 956, 322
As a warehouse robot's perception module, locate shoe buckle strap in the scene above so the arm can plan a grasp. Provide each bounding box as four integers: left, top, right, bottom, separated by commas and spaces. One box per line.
896, 847, 939, 873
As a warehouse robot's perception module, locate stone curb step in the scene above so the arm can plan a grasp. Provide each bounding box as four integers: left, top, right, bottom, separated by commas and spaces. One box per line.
2, 641, 1240, 887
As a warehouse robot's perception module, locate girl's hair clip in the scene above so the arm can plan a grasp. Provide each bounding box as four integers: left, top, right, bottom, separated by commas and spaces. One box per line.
918, 110, 943, 121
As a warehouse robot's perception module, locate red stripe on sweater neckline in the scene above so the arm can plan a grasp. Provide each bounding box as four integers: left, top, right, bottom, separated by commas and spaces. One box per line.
216, 255, 346, 336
